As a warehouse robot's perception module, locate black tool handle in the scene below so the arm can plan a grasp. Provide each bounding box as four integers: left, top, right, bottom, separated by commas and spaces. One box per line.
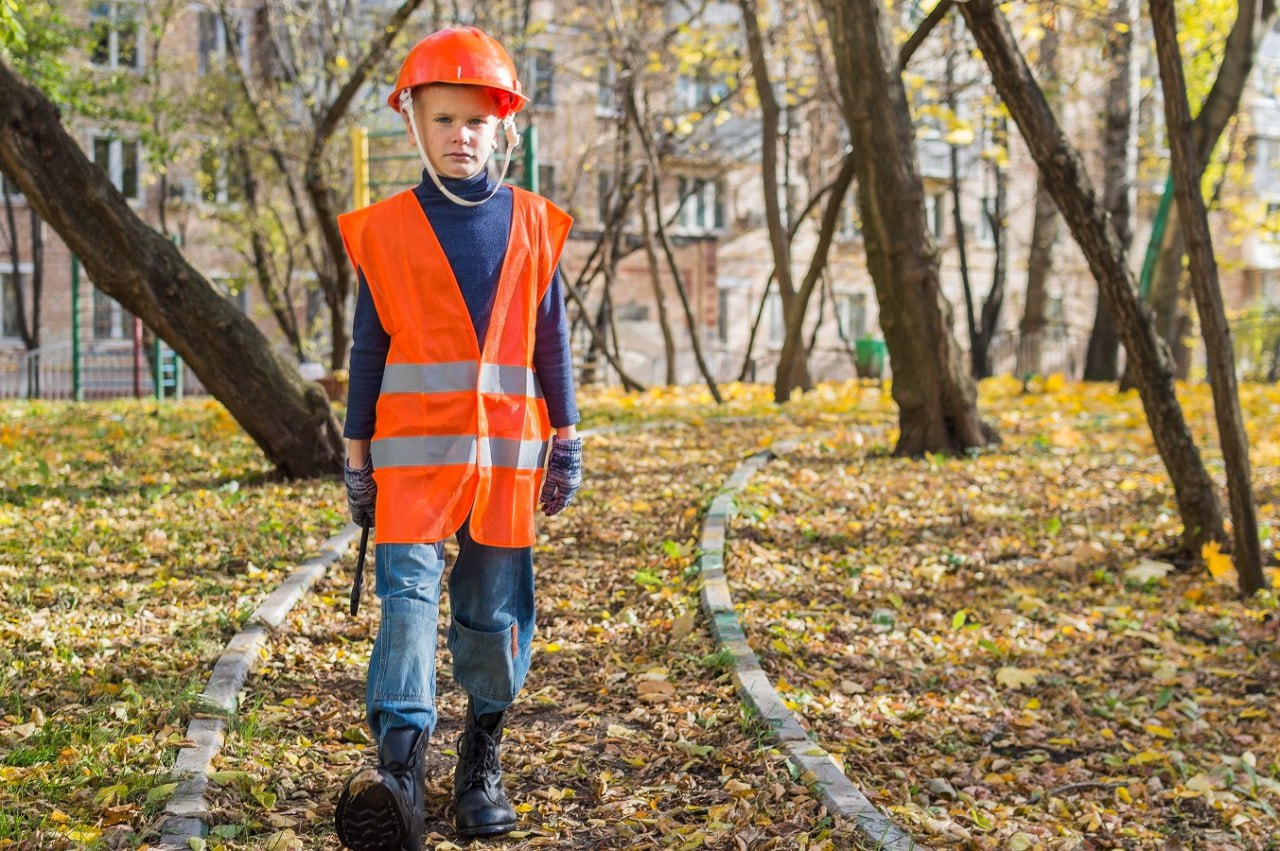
350, 524, 370, 617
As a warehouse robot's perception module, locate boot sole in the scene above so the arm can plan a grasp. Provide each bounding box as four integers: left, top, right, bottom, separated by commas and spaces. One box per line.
335, 776, 412, 851
456, 819, 517, 838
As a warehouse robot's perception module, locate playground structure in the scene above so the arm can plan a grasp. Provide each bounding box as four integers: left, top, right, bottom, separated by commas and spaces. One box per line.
0, 256, 193, 401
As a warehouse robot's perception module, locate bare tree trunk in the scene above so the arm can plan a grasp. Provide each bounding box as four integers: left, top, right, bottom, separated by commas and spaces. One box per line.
949, 129, 979, 378
975, 155, 1008, 379
738, 0, 813, 401
619, 73, 722, 402
735, 156, 856, 383
1084, 0, 1138, 381
0, 57, 343, 478
738, 275, 772, 383
2, 176, 32, 349
1151, 0, 1265, 594
1019, 23, 1060, 379
818, 0, 995, 455
1021, 177, 1058, 377
958, 0, 1224, 555
234, 143, 305, 361
639, 184, 677, 384
1138, 0, 1276, 379
647, 182, 723, 402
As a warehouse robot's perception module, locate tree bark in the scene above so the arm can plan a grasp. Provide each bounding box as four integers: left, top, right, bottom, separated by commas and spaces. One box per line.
0, 57, 343, 478
975, 156, 1008, 379
1139, 0, 1276, 378
738, 0, 813, 402
1151, 0, 1265, 593
1019, 23, 1060, 378
957, 0, 1224, 554
818, 0, 994, 455
1084, 0, 1138, 381
639, 185, 678, 385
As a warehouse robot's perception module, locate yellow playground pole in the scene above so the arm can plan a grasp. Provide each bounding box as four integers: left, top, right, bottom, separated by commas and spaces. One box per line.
351, 126, 370, 209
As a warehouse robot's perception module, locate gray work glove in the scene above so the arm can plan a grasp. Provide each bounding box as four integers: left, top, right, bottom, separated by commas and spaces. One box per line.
344, 457, 377, 528
539, 436, 582, 516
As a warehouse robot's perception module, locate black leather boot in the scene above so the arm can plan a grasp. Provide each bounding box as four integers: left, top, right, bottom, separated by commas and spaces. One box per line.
335, 727, 427, 851
452, 702, 517, 837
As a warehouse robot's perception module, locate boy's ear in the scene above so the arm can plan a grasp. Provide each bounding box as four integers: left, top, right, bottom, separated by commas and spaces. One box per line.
503, 116, 519, 148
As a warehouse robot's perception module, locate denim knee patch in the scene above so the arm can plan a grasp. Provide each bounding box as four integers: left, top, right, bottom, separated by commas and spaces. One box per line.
448, 618, 521, 704
372, 596, 437, 704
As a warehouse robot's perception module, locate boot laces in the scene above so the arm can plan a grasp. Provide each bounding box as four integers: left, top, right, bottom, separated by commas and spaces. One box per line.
459, 729, 501, 789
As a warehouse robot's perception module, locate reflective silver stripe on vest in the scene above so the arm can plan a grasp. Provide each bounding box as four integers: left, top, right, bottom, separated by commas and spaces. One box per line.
371, 435, 478, 468
478, 364, 544, 399
380, 361, 478, 395
381, 362, 543, 400
480, 437, 550, 470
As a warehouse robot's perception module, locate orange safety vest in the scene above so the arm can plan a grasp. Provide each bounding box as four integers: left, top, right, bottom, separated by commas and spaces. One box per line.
337, 187, 573, 547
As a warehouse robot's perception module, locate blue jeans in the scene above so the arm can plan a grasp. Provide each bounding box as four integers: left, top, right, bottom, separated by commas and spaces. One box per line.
366, 523, 535, 744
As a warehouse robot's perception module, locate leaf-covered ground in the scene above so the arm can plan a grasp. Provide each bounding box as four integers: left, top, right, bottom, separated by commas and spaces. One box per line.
0, 380, 1275, 850
730, 378, 1280, 849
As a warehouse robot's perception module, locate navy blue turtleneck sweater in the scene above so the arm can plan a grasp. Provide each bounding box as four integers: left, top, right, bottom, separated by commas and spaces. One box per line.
343, 170, 579, 440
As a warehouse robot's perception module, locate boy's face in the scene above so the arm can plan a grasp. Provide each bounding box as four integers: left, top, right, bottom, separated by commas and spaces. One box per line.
407, 84, 501, 180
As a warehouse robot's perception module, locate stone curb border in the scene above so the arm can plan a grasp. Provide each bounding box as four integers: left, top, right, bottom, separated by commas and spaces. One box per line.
697, 447, 925, 851
155, 524, 363, 847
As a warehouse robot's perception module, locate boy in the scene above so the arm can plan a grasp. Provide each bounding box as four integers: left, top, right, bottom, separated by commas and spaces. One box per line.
333, 26, 582, 850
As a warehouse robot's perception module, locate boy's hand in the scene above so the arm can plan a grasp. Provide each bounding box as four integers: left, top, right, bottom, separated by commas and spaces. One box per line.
540, 437, 582, 516
344, 457, 377, 528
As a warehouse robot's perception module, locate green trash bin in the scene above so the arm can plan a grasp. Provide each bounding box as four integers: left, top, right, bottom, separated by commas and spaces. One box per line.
854, 337, 886, 379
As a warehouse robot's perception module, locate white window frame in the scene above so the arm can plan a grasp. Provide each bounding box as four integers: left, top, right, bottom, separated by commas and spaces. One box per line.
1, 264, 33, 341
89, 2, 144, 71
835, 292, 867, 342
717, 287, 732, 344
90, 133, 143, 205
198, 146, 242, 206
596, 62, 621, 117
925, 192, 945, 240
977, 196, 996, 245
766, 292, 784, 347
196, 7, 248, 76
676, 177, 724, 233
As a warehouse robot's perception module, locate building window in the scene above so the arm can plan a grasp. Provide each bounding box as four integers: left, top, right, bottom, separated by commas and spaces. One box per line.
596, 62, 619, 115
836, 292, 867, 341
92, 135, 141, 202
676, 70, 729, 112
925, 192, 945, 240
89, 2, 141, 70
195, 8, 243, 75
977, 196, 996, 245
597, 170, 613, 228
677, 177, 724, 232
766, 292, 784, 346
198, 148, 244, 205
92, 288, 130, 339
1, 268, 31, 339
717, 288, 732, 343
530, 49, 554, 107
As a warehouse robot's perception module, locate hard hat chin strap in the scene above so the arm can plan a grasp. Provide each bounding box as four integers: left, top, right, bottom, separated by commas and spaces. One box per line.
400, 89, 519, 208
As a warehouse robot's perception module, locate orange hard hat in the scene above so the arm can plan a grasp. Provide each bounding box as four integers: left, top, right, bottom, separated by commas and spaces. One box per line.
388, 27, 528, 117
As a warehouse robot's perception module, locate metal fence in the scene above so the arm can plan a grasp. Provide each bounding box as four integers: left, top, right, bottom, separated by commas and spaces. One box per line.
0, 341, 203, 401
987, 326, 1093, 380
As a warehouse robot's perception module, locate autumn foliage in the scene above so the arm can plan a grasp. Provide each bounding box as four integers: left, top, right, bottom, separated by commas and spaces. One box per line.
0, 379, 1276, 849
